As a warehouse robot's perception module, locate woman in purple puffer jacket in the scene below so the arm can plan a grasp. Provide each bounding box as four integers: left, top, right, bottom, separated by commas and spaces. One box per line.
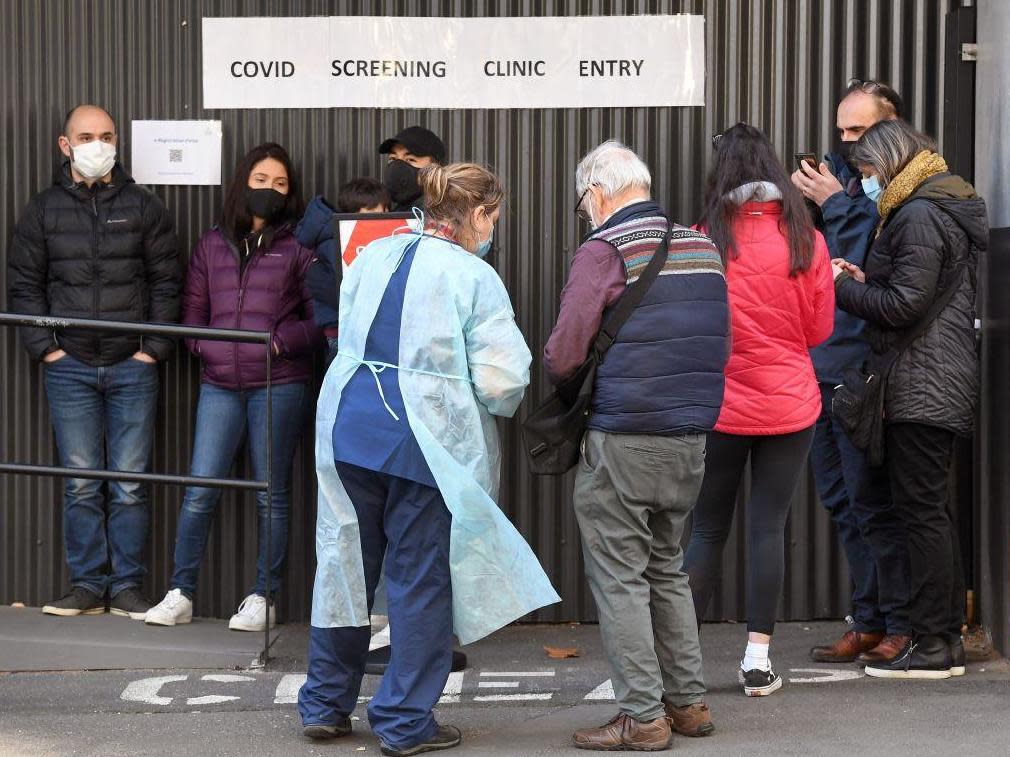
145, 143, 322, 632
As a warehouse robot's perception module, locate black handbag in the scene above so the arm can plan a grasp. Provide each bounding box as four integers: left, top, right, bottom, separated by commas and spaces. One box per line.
832, 266, 964, 466
522, 226, 671, 475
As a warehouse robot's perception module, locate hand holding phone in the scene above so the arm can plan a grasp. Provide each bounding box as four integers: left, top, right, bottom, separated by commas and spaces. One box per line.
795, 152, 819, 173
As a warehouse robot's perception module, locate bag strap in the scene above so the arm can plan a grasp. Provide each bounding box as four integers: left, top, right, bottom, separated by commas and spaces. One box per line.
592, 224, 671, 358
889, 264, 965, 357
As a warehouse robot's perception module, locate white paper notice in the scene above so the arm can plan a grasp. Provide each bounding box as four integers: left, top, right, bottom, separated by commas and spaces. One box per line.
131, 120, 223, 185
201, 15, 705, 109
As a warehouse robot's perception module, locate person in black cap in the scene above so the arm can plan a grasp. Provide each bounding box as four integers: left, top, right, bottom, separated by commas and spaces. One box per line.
379, 126, 447, 211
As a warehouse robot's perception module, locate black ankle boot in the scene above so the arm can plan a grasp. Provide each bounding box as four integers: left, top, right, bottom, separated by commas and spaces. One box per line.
864, 634, 952, 680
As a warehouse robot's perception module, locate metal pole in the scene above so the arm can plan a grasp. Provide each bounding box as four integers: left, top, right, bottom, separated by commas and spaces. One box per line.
0, 312, 271, 345
0, 463, 267, 491
261, 334, 274, 667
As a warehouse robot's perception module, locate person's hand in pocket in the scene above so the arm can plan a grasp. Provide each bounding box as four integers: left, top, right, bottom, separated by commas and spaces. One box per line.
43, 349, 67, 364
132, 351, 157, 364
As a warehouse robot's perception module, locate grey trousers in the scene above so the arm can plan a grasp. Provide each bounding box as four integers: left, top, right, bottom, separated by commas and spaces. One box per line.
573, 429, 707, 721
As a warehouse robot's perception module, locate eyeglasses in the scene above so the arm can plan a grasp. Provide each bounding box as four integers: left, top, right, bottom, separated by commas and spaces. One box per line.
574, 186, 592, 220
848, 78, 882, 94
847, 78, 901, 113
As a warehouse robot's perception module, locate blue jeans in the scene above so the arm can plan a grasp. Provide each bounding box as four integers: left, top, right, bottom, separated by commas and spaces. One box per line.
170, 382, 307, 599
299, 463, 452, 751
43, 354, 159, 597
810, 384, 902, 633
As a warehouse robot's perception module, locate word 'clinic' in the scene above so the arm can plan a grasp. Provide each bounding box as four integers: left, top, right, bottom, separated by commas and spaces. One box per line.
230, 60, 295, 78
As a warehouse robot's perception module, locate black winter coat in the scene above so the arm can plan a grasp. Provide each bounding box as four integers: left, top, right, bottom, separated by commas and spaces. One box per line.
835, 173, 987, 436
7, 163, 180, 365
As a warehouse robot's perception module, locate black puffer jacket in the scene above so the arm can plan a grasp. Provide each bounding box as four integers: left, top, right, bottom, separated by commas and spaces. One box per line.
7, 163, 180, 365
835, 173, 987, 436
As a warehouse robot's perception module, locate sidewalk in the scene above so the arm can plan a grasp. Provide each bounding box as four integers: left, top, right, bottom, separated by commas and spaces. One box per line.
0, 615, 1007, 756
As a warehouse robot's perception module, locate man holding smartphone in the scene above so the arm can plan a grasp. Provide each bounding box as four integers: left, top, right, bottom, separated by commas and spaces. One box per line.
790, 79, 906, 666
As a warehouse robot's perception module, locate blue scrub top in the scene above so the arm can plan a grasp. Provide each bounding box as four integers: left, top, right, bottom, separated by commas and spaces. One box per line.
332, 238, 436, 488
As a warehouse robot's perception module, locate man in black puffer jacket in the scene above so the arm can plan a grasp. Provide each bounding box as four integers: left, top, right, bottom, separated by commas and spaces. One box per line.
7, 104, 180, 620
833, 119, 986, 680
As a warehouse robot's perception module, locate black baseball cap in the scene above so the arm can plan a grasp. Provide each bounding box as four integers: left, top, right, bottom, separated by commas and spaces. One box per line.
379, 126, 446, 164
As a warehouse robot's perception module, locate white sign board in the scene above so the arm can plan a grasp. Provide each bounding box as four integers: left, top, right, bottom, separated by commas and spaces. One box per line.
130, 120, 223, 185
202, 15, 704, 109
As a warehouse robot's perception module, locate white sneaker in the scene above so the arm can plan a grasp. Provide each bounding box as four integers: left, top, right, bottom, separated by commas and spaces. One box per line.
228, 594, 276, 632
144, 589, 193, 626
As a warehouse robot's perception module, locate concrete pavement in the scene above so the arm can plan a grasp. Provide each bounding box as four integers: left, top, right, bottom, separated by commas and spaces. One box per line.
0, 619, 1007, 756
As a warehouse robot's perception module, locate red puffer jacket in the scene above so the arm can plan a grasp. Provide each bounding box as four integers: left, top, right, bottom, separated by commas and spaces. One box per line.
709, 201, 835, 435
182, 226, 323, 390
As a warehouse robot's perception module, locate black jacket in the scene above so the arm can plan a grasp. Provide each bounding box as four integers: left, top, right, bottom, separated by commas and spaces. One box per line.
7, 162, 181, 365
835, 173, 987, 436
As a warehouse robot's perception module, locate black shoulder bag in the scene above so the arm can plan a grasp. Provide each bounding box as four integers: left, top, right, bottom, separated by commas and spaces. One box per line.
521, 226, 671, 475
832, 266, 964, 466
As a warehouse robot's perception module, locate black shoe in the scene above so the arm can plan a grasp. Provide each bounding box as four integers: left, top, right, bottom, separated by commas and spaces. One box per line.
109, 587, 153, 620
949, 636, 966, 677
865, 635, 952, 680
380, 725, 462, 756
741, 667, 782, 697
42, 587, 105, 617
303, 715, 352, 740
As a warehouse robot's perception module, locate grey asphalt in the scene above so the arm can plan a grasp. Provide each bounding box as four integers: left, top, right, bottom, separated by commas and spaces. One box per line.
0, 620, 1007, 756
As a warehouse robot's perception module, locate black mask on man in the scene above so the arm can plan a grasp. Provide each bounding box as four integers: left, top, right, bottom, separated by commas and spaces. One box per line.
836, 140, 857, 167
245, 187, 287, 221
384, 160, 423, 207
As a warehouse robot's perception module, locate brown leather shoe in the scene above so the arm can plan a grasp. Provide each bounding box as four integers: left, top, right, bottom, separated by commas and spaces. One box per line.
572, 713, 672, 751
857, 634, 912, 665
810, 630, 885, 663
665, 701, 715, 737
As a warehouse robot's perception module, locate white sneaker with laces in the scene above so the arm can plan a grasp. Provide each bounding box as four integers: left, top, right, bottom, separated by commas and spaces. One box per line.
228, 593, 276, 632
144, 588, 193, 626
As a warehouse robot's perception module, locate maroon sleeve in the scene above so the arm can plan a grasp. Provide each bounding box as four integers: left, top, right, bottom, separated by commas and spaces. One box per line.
543, 240, 626, 385
273, 246, 325, 358
181, 236, 211, 356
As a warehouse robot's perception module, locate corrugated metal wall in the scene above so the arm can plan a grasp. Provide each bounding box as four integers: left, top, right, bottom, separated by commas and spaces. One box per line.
0, 0, 950, 624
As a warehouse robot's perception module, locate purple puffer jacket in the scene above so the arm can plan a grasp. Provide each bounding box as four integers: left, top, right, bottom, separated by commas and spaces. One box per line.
182, 226, 323, 390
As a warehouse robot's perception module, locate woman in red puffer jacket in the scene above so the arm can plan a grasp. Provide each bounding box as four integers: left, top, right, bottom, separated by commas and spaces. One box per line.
684, 124, 835, 698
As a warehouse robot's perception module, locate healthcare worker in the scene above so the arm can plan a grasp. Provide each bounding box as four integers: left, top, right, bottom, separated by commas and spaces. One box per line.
298, 163, 559, 755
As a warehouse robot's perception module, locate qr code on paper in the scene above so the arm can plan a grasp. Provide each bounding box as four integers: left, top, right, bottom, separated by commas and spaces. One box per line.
168, 149, 183, 163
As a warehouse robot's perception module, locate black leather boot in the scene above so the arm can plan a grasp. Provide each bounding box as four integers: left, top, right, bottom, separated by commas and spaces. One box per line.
864, 634, 952, 680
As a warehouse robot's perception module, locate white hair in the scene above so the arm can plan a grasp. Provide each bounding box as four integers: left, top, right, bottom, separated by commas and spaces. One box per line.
575, 140, 652, 199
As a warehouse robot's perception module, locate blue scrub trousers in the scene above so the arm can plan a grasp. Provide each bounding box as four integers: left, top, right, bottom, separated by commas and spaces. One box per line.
298, 461, 453, 750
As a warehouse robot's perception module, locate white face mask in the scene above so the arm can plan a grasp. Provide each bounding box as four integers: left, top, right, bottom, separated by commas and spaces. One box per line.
71, 140, 116, 180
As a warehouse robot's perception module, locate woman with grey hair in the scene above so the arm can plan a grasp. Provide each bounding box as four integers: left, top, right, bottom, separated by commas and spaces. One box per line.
832, 119, 987, 680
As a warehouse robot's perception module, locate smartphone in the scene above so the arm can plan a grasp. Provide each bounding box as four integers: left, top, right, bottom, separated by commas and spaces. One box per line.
795, 152, 819, 172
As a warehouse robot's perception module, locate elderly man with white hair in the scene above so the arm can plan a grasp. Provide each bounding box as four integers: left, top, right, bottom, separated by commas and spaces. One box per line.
544, 140, 729, 751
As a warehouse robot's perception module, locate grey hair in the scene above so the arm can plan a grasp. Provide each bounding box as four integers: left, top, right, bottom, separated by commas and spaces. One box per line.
850, 119, 936, 185
575, 140, 652, 199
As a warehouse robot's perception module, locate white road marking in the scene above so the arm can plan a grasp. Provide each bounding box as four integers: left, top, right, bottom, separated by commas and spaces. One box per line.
788, 668, 864, 683
186, 695, 239, 705
120, 675, 188, 705
478, 681, 519, 688
369, 624, 391, 652
474, 693, 554, 702
584, 679, 615, 700
479, 671, 555, 677
274, 674, 307, 704
202, 674, 255, 683
438, 671, 465, 704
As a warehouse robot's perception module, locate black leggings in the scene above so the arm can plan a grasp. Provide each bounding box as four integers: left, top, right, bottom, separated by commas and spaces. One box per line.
685, 427, 815, 635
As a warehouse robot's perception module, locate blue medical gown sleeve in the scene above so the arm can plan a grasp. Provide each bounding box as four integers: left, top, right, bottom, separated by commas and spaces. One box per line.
464, 268, 532, 418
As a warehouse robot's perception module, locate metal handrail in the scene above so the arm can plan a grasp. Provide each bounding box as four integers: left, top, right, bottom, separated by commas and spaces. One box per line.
0, 312, 277, 666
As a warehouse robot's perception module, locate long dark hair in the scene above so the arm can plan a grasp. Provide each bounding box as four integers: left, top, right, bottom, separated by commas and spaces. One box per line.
697, 123, 814, 275
220, 143, 304, 242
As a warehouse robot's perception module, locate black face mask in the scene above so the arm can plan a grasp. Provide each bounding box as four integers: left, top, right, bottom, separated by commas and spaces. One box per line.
836, 140, 857, 167
245, 187, 287, 222
383, 159, 422, 207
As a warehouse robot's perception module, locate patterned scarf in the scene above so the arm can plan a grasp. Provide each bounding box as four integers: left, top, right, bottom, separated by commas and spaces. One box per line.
877, 150, 949, 230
